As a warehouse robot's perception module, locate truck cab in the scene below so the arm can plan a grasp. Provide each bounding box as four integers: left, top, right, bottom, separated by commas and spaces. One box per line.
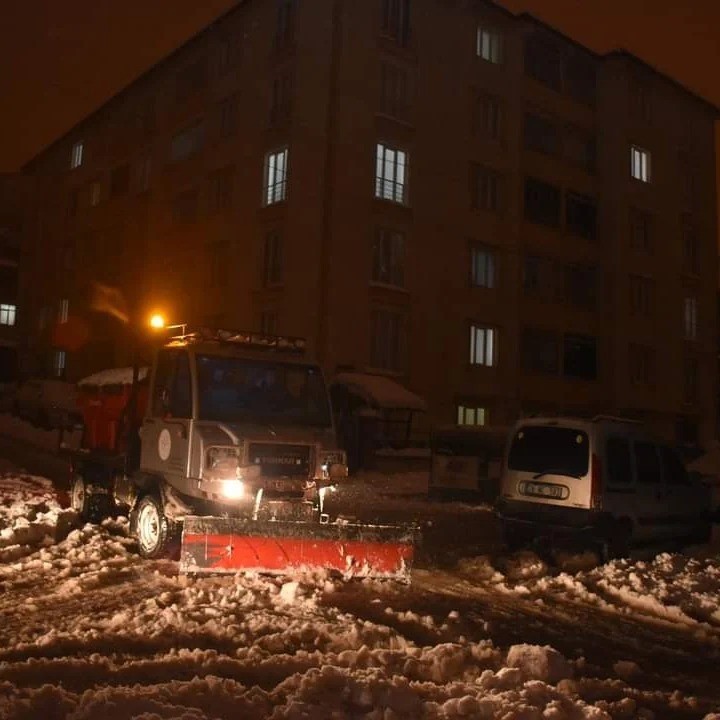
71, 329, 348, 558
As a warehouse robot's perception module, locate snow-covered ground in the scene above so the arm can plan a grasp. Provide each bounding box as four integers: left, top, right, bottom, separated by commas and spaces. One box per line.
1, 474, 719, 719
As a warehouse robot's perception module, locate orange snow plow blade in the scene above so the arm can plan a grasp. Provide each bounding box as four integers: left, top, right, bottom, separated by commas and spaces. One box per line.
179, 516, 418, 581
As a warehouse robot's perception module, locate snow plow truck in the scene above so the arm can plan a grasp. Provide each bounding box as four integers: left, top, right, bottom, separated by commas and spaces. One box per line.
65, 327, 416, 580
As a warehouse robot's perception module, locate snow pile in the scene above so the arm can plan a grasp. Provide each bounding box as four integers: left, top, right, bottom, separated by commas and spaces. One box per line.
0, 412, 64, 451
0, 474, 77, 562
3, 478, 705, 719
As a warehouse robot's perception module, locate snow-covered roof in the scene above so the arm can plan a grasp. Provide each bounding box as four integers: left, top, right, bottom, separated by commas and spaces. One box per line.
332, 372, 426, 411
78, 366, 149, 388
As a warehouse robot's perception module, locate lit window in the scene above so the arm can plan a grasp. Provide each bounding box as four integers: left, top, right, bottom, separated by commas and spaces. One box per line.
70, 141, 84, 169
631, 145, 651, 182
684, 296, 697, 341
59, 299, 69, 324
476, 27, 502, 64
470, 324, 495, 367
457, 405, 487, 426
375, 143, 408, 204
54, 350, 66, 377
263, 148, 289, 205
0, 304, 16, 326
471, 247, 495, 288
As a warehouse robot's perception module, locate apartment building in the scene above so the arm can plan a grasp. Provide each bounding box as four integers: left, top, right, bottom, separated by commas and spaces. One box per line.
0, 174, 25, 381
19, 0, 718, 446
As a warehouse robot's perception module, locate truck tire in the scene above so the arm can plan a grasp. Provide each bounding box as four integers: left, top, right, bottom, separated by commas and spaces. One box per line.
70, 475, 115, 523
135, 495, 175, 559
70, 475, 92, 521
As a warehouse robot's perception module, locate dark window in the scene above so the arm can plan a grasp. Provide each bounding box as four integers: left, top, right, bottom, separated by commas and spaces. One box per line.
382, 0, 411, 46
629, 275, 653, 317
563, 334, 597, 380
209, 166, 234, 212
260, 309, 277, 335
171, 188, 199, 224
152, 350, 192, 418
217, 36, 242, 74
68, 189, 80, 218
681, 214, 699, 275
110, 164, 130, 197
474, 93, 502, 140
524, 113, 558, 155
276, 0, 296, 49
175, 59, 207, 102
521, 328, 559, 374
684, 357, 698, 404
471, 165, 501, 212
209, 241, 229, 288
170, 121, 204, 161
372, 228, 405, 287
565, 193, 597, 240
524, 34, 562, 91
606, 437, 632, 484
471, 246, 495, 289
508, 426, 589, 477
629, 208, 652, 251
381, 62, 410, 119
564, 125, 595, 172
219, 95, 239, 137
371, 307, 407, 372
524, 177, 560, 227
263, 231, 283, 286
634, 441, 661, 484
564, 264, 596, 309
564, 53, 596, 105
523, 255, 543, 295
661, 445, 688, 486
629, 343, 654, 385
270, 72, 293, 124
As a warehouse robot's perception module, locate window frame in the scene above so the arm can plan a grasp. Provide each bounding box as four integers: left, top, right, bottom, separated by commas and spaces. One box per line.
457, 404, 488, 426
372, 228, 405, 289
630, 145, 651, 183
0, 304, 16, 326
470, 245, 496, 289
263, 147, 289, 206
375, 142, 409, 205
469, 324, 496, 367
70, 141, 84, 170
476, 26, 503, 64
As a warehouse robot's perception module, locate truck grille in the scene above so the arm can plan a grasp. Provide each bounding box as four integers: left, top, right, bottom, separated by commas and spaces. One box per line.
248, 443, 311, 478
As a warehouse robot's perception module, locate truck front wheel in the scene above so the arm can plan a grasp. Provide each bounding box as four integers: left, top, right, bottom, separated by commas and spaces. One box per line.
135, 495, 175, 559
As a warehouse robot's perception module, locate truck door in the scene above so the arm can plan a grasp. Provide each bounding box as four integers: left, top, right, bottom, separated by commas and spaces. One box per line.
140, 349, 193, 480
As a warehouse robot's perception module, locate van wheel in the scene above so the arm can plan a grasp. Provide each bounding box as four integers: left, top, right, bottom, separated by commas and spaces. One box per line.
135, 495, 176, 559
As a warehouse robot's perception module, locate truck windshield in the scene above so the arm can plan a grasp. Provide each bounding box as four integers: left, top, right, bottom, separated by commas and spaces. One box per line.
507, 426, 589, 477
196, 355, 332, 427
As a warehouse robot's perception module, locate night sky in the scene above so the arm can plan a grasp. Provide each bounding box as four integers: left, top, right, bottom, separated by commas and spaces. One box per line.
1, 0, 719, 174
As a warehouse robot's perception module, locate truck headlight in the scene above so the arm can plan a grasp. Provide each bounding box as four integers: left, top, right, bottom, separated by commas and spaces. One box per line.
221, 479, 245, 499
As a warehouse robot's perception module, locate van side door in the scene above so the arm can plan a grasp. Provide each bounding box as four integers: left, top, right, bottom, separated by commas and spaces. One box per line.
604, 435, 636, 522
659, 444, 702, 538
631, 440, 668, 542
140, 349, 194, 481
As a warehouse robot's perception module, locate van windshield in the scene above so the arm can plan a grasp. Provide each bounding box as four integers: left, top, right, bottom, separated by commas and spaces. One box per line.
508, 426, 589, 477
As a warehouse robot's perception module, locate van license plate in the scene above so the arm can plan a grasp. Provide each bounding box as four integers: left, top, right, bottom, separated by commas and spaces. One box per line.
519, 481, 568, 500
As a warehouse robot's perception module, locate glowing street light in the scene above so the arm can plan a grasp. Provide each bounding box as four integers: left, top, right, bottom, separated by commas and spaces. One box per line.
149, 313, 165, 329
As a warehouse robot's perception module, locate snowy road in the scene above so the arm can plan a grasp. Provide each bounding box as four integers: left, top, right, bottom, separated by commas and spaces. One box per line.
1, 473, 720, 719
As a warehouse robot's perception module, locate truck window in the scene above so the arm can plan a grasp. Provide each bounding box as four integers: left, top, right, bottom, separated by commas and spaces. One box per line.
152, 350, 192, 418
606, 436, 632, 484
633, 441, 661, 484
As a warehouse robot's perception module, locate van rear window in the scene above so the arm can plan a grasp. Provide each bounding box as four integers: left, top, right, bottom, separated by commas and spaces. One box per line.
508, 426, 589, 477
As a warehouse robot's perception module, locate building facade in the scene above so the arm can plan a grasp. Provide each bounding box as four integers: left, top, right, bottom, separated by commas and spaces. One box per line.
19, 0, 719, 445
0, 174, 25, 382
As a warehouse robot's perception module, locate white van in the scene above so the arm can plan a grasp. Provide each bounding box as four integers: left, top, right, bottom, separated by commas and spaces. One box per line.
496, 416, 712, 558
